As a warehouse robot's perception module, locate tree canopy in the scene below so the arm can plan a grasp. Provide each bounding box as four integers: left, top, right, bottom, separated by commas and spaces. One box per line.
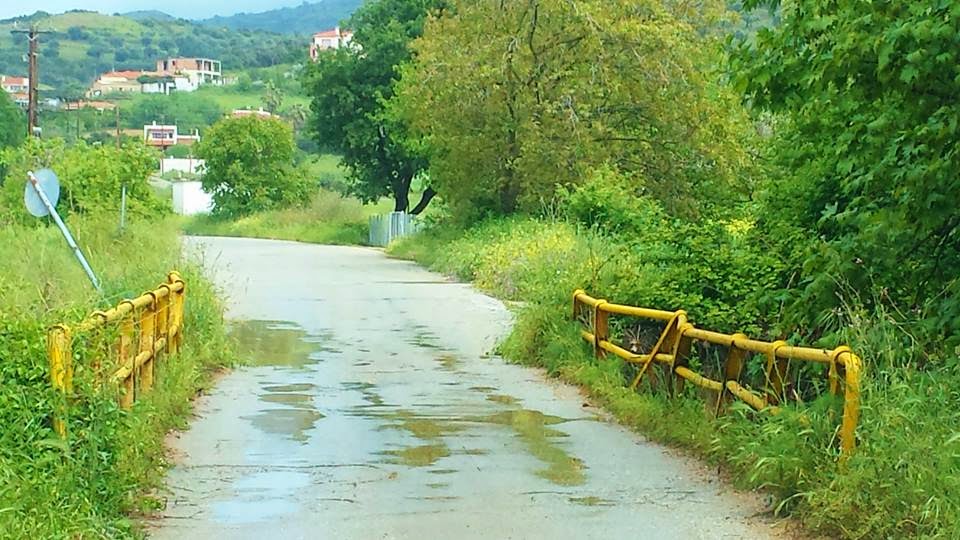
196, 116, 307, 217
393, 0, 758, 219
302, 0, 445, 213
733, 1, 960, 343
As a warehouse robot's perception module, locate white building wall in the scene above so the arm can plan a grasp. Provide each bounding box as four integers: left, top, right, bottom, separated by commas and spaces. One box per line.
171, 181, 213, 215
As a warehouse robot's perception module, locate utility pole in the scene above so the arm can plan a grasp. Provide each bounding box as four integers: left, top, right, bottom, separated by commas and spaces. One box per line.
12, 26, 51, 138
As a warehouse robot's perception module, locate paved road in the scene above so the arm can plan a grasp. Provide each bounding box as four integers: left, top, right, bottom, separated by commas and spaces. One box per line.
151, 236, 782, 539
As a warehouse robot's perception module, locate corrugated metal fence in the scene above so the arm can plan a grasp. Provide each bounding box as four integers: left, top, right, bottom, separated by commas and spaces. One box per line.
369, 212, 421, 247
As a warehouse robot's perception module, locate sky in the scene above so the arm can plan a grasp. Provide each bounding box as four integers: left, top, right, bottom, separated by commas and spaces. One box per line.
0, 0, 313, 20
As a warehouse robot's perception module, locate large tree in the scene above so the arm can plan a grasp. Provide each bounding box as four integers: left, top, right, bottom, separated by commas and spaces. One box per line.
196, 116, 308, 217
733, 1, 960, 341
393, 0, 758, 219
302, 0, 446, 214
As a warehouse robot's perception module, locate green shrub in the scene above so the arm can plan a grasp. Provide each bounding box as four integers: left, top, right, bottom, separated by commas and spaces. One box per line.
196, 116, 309, 218
0, 138, 166, 226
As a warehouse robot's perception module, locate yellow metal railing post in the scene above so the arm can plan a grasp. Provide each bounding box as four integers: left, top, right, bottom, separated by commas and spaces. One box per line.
838, 351, 862, 463
157, 284, 170, 361
715, 334, 748, 416
593, 300, 608, 358
765, 340, 789, 405
168, 272, 185, 353
670, 323, 693, 397
47, 324, 73, 438
118, 309, 135, 410
139, 293, 157, 392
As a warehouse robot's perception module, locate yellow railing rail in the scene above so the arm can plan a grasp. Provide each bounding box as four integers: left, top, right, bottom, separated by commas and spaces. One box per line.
572, 289, 862, 462
47, 271, 187, 437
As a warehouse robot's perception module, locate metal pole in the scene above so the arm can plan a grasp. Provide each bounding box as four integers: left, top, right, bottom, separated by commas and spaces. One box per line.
27, 171, 103, 294
120, 183, 127, 232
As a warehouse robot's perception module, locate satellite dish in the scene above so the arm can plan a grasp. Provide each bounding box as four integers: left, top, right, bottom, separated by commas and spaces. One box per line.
24, 168, 61, 217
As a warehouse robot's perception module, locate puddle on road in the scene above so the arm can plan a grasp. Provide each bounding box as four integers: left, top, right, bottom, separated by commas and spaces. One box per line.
436, 354, 459, 371
381, 444, 451, 467
243, 408, 325, 443
357, 394, 588, 486
569, 496, 615, 507
342, 381, 386, 407
229, 320, 324, 369
229, 321, 330, 442
476, 409, 586, 486
486, 394, 518, 405
259, 393, 314, 409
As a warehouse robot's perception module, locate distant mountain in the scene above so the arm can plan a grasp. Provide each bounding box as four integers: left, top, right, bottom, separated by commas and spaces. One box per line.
0, 10, 306, 96
198, 1, 363, 35
120, 10, 177, 22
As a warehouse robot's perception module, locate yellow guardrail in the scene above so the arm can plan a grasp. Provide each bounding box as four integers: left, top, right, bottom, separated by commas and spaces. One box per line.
47, 272, 186, 437
572, 289, 862, 462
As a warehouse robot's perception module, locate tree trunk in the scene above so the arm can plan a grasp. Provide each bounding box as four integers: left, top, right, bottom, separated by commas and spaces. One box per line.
393, 187, 409, 212
409, 187, 436, 215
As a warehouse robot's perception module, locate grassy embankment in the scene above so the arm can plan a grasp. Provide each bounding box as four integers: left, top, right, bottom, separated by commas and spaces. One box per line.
388, 218, 960, 539
0, 216, 231, 538
183, 155, 393, 245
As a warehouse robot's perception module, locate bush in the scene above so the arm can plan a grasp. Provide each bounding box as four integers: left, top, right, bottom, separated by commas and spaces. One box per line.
196, 116, 309, 218
0, 138, 167, 226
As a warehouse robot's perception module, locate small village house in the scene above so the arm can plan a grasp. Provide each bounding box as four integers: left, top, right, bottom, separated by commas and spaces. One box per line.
143, 122, 201, 150
309, 27, 354, 60
1, 75, 29, 107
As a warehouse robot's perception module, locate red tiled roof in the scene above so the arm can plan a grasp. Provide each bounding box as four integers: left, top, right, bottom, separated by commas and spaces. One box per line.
314, 28, 352, 38
102, 70, 154, 80
2, 76, 27, 85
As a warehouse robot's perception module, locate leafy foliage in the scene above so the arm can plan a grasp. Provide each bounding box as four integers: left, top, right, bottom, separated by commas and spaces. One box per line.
196, 115, 307, 217
732, 1, 960, 347
0, 90, 24, 150
302, 0, 443, 212
124, 92, 224, 133
395, 0, 758, 219
0, 138, 166, 225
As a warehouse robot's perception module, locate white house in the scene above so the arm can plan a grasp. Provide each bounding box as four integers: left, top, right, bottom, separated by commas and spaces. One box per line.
310, 27, 354, 60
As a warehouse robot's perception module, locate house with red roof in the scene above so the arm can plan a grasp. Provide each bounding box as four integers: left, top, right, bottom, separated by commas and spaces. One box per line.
1, 75, 29, 107
310, 27, 354, 60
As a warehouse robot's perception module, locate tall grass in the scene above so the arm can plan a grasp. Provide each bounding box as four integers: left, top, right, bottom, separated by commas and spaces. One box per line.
0, 214, 231, 537
389, 218, 960, 538
182, 189, 391, 245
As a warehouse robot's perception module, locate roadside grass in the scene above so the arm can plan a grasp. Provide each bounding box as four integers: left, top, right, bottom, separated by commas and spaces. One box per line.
183, 189, 391, 246
388, 218, 960, 539
0, 214, 231, 538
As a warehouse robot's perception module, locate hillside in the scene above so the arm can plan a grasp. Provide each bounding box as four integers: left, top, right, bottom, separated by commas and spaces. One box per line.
198, 0, 362, 35
0, 10, 307, 97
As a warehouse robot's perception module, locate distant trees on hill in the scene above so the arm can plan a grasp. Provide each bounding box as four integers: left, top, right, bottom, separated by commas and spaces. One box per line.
0, 14, 307, 96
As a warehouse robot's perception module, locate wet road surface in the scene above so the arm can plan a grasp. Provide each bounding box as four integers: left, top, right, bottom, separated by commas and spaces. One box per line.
150, 236, 782, 539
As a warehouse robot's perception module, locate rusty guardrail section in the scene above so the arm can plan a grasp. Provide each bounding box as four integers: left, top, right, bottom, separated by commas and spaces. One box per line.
572, 289, 862, 462
47, 272, 186, 437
